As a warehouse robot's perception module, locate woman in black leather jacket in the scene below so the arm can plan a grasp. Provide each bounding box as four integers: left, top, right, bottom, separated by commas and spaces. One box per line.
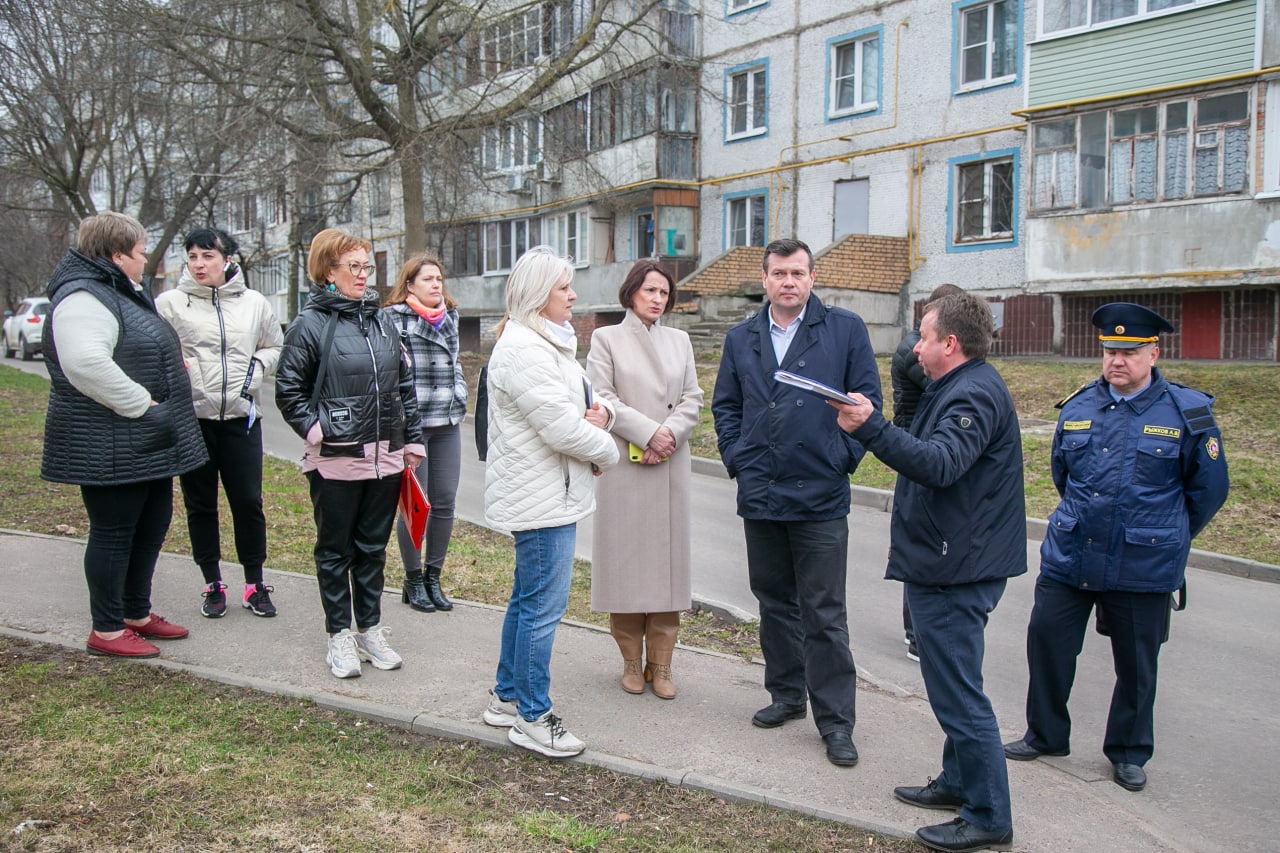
275, 228, 424, 680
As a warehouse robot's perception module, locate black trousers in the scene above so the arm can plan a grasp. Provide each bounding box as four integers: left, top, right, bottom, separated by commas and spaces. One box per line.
1022, 574, 1168, 766
179, 417, 267, 585
80, 478, 174, 632
743, 517, 856, 735
306, 471, 401, 634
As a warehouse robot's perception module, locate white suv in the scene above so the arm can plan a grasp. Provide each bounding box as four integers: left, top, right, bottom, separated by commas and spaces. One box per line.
3, 296, 51, 361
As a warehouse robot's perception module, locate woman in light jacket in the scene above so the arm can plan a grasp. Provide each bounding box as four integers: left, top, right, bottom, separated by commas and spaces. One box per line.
275, 229, 424, 680
156, 227, 284, 620
481, 246, 618, 759
586, 259, 703, 699
380, 252, 466, 613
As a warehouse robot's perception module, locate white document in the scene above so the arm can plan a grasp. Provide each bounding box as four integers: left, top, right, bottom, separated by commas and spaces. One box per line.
772, 369, 855, 405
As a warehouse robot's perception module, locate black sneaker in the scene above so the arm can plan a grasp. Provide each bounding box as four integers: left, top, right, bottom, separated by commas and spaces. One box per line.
243, 583, 277, 617
201, 582, 227, 618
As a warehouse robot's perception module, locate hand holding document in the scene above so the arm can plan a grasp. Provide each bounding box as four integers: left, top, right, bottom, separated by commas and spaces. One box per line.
773, 369, 857, 404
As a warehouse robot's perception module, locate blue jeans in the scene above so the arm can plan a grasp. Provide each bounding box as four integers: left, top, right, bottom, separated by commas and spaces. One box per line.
494, 524, 576, 721
907, 579, 1012, 834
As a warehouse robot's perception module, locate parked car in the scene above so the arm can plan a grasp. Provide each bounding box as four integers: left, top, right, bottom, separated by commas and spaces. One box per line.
2, 296, 51, 361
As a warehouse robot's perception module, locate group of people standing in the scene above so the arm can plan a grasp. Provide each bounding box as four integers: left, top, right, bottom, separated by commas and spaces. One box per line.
40, 214, 1230, 850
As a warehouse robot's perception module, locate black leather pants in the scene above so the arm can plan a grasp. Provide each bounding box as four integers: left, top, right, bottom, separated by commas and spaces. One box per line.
306, 471, 402, 634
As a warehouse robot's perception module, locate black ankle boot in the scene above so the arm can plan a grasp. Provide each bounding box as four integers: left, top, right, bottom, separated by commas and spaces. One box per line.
425, 566, 453, 611
402, 572, 435, 612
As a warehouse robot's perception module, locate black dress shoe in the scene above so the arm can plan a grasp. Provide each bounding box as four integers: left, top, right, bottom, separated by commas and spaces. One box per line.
1002, 738, 1068, 761
916, 817, 1013, 852
751, 701, 807, 728
894, 777, 966, 811
822, 731, 858, 766
1113, 763, 1147, 792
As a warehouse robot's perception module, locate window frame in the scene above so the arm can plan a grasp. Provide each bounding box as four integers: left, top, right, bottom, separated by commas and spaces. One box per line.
482, 217, 542, 275
1260, 82, 1280, 199
1036, 0, 1227, 39
1030, 89, 1253, 212
825, 27, 882, 121
723, 189, 768, 250
954, 0, 1019, 94
544, 209, 590, 266
947, 148, 1019, 252
726, 0, 767, 17
724, 60, 769, 142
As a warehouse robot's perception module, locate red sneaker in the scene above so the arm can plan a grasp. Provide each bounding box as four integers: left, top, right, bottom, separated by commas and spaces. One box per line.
86, 629, 160, 658
130, 614, 190, 640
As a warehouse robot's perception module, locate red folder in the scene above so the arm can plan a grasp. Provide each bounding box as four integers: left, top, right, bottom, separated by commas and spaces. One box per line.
399, 469, 431, 550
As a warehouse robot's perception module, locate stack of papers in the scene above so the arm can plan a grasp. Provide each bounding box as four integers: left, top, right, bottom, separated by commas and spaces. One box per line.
773, 370, 856, 404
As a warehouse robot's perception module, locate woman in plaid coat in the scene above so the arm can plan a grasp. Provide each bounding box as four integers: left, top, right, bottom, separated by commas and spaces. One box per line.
380, 253, 468, 612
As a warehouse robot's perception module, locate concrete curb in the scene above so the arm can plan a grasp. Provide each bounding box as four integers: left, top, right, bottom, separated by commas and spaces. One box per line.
689, 458, 1280, 585
0, 621, 912, 840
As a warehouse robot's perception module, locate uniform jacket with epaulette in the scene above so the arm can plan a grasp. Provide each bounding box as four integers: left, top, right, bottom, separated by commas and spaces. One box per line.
1040, 367, 1229, 594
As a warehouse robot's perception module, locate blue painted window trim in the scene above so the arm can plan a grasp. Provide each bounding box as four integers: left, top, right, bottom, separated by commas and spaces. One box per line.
722, 188, 770, 251
724, 59, 770, 143
725, 0, 768, 19
951, 0, 1022, 97
946, 147, 1020, 253
823, 25, 884, 125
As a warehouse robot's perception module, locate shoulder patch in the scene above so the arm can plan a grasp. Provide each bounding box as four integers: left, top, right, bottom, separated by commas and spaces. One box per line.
1055, 381, 1092, 410
1205, 435, 1221, 460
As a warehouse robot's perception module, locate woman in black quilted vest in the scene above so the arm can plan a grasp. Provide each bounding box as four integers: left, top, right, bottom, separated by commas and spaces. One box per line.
41, 211, 209, 659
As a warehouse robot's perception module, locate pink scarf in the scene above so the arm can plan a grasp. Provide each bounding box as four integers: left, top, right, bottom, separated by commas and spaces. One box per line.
406, 294, 447, 329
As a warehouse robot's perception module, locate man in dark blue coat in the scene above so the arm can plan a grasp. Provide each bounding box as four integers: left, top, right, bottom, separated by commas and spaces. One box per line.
1004, 303, 1229, 795
711, 238, 880, 768
835, 292, 1023, 853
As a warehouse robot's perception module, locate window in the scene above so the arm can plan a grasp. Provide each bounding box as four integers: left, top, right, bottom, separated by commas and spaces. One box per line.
726, 63, 767, 140
484, 116, 542, 172
725, 192, 767, 248
1040, 0, 1206, 36
261, 184, 287, 226
483, 218, 541, 274
957, 0, 1018, 91
546, 96, 589, 158
545, 210, 588, 264
590, 83, 615, 149
727, 0, 767, 15
228, 195, 255, 233
1031, 90, 1251, 210
1262, 83, 1280, 197
255, 255, 289, 295
482, 8, 543, 76
828, 30, 880, 118
544, 0, 592, 56
443, 225, 481, 277
950, 151, 1017, 247
370, 171, 390, 218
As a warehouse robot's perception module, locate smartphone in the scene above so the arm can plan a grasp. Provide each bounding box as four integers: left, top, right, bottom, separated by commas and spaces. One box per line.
628, 442, 645, 463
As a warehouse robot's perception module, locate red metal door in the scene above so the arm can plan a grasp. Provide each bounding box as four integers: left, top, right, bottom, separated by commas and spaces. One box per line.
1180, 291, 1221, 359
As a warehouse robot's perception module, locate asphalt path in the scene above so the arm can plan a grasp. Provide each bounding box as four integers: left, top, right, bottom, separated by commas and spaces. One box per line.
9, 354, 1280, 847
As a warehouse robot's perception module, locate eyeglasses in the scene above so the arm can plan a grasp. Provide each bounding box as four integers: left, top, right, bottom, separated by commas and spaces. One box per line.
333, 262, 376, 276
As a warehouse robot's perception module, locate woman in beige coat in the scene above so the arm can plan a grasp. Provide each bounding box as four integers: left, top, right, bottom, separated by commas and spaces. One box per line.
586, 259, 703, 699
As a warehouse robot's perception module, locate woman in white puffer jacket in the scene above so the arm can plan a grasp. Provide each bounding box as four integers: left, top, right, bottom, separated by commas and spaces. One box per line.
481, 246, 618, 759
156, 227, 283, 620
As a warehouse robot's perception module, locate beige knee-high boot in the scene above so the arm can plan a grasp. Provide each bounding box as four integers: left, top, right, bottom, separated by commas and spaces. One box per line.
644, 611, 680, 700
610, 612, 647, 694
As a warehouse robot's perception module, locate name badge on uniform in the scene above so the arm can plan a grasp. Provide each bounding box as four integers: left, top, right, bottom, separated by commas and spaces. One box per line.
1063, 420, 1091, 431
1143, 425, 1181, 439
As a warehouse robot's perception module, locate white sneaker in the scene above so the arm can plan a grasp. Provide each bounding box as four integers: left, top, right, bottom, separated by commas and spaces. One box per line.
327, 629, 362, 679
482, 689, 518, 728
354, 624, 403, 670
508, 711, 586, 758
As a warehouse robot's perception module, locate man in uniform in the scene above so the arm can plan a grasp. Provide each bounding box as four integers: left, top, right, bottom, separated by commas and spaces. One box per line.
1004, 302, 1230, 793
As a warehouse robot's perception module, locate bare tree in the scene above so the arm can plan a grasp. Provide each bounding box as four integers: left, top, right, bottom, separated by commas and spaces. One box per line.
138, 0, 672, 255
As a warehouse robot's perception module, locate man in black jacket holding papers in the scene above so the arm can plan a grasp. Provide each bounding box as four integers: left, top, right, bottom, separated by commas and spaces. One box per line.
832, 292, 1022, 853
711, 238, 880, 768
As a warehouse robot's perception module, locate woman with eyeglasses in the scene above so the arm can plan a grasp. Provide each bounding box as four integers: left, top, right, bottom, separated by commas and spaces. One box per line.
379, 252, 466, 614
275, 229, 425, 680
